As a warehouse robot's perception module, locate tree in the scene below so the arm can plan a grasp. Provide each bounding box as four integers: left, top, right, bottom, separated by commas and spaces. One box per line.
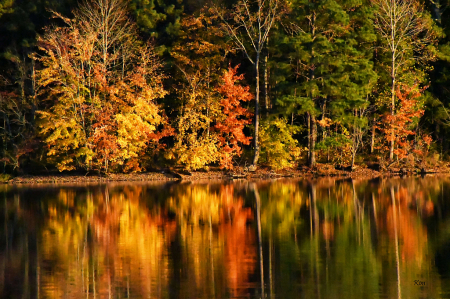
280, 0, 377, 167
0, 0, 78, 172
169, 11, 228, 170
35, 0, 169, 172
215, 0, 279, 167
371, 0, 438, 161
215, 65, 253, 169
170, 69, 221, 170
129, 0, 184, 54
381, 83, 429, 163
169, 65, 253, 170
259, 117, 301, 170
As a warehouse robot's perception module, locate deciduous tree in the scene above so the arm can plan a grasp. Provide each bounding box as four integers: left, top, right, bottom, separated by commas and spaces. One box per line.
371, 0, 438, 161
36, 0, 169, 172
215, 65, 253, 169
215, 0, 279, 167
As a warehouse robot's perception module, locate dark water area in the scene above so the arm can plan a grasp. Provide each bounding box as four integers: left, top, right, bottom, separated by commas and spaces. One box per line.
1, 176, 450, 298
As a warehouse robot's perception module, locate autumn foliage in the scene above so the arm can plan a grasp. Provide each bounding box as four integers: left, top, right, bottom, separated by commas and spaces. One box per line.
1, 0, 444, 173
35, 1, 170, 172
171, 64, 252, 170
215, 65, 253, 169
381, 83, 431, 161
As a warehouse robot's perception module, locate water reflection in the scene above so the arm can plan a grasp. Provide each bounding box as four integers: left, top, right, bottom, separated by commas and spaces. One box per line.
1, 177, 450, 298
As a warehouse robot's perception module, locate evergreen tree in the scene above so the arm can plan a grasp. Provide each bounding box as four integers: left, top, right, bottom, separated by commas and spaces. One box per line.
130, 0, 184, 54
425, 0, 450, 155
280, 0, 377, 167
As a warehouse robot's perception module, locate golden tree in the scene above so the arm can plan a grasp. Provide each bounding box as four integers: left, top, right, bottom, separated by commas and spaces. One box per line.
35, 0, 169, 172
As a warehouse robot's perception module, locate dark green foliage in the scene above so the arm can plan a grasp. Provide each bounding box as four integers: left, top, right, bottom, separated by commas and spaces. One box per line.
276, 0, 376, 165
130, 0, 184, 54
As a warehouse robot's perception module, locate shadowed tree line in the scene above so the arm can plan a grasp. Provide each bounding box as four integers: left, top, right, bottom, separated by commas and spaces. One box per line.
0, 0, 450, 174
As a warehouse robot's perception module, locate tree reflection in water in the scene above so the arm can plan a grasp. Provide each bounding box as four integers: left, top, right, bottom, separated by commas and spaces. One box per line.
0, 177, 450, 298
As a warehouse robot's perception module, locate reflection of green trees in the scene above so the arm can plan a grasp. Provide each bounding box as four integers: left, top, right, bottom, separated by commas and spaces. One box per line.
256, 179, 381, 298
256, 177, 444, 299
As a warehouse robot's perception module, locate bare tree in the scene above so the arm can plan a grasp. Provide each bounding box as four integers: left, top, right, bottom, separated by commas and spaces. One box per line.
371, 0, 438, 161
77, 0, 134, 77
215, 0, 279, 167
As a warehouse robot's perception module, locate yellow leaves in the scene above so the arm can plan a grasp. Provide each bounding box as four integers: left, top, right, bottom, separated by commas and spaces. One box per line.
35, 10, 169, 172
174, 136, 219, 170
116, 112, 158, 160
260, 118, 302, 170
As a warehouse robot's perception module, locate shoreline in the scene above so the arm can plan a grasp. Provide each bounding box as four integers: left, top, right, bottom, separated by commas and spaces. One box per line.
5, 164, 447, 184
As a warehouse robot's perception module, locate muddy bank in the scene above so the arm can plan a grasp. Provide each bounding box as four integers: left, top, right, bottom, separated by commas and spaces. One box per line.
5, 163, 449, 184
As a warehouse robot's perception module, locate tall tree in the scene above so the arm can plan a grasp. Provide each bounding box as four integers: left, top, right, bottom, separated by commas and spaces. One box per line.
371, 0, 438, 161
0, 0, 78, 172
215, 0, 279, 167
170, 11, 228, 170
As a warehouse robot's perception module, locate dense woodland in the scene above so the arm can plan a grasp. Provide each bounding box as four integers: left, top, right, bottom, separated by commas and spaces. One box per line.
0, 0, 449, 173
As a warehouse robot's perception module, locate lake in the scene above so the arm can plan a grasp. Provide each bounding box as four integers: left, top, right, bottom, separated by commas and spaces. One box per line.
1, 176, 450, 298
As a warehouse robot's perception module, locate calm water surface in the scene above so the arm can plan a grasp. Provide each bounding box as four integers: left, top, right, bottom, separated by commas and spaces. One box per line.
1, 177, 450, 298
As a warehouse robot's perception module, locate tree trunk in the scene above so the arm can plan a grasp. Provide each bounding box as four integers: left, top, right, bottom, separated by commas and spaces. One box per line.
321, 100, 326, 139
351, 140, 356, 169
264, 38, 269, 117
309, 115, 316, 167
371, 117, 375, 154
308, 12, 316, 168
390, 53, 396, 162
252, 55, 261, 166
307, 112, 311, 160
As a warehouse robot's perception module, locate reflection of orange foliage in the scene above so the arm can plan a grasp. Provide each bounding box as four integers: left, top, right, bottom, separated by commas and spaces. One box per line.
322, 221, 334, 241
383, 187, 428, 264
22, 183, 261, 298
424, 200, 434, 216
220, 207, 257, 298
220, 184, 254, 223
173, 183, 258, 296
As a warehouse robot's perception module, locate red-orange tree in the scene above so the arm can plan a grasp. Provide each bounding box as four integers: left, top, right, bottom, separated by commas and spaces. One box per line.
381, 83, 430, 161
170, 12, 249, 170
215, 65, 253, 169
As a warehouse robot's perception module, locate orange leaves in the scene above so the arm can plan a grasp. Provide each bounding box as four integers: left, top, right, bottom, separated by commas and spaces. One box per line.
317, 117, 333, 128
381, 83, 428, 160
171, 66, 252, 170
215, 65, 253, 169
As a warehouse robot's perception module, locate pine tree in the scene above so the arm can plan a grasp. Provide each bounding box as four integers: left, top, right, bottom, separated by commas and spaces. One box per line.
130, 0, 184, 54
280, 0, 377, 167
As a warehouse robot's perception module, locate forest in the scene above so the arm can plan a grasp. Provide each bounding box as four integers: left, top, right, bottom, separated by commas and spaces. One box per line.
0, 0, 449, 174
